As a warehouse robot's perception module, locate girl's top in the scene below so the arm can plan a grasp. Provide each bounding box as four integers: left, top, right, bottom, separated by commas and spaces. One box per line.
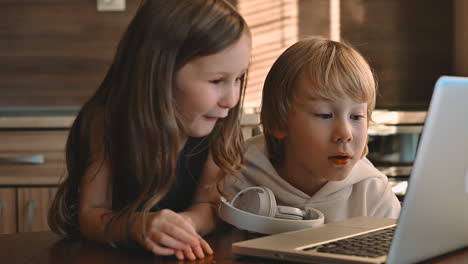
153, 136, 209, 212
111, 136, 209, 212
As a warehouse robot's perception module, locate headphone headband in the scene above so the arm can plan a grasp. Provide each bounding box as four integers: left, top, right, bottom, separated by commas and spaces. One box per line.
219, 195, 324, 235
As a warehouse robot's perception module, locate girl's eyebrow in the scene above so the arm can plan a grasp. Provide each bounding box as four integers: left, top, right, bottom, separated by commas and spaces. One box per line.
205, 68, 248, 76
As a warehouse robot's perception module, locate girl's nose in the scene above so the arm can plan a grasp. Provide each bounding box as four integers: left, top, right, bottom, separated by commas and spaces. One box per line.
332, 120, 353, 143
219, 81, 240, 109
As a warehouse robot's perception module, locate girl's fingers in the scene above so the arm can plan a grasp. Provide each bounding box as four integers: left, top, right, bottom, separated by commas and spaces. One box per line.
175, 250, 184, 261
183, 247, 197, 261
192, 245, 205, 259
144, 237, 175, 256
163, 225, 200, 247
148, 210, 199, 247
148, 232, 189, 251
199, 237, 214, 255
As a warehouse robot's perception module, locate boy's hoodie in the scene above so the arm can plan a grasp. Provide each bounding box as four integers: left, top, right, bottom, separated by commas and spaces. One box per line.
224, 135, 401, 223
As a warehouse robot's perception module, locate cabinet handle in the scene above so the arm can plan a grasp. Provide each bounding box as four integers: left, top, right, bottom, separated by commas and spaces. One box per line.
0, 154, 45, 164
26, 200, 38, 232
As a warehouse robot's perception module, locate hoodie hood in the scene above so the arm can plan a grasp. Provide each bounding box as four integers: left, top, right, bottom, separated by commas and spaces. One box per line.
225, 135, 387, 207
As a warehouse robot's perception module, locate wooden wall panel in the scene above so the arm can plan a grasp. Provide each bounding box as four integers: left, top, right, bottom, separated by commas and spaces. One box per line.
0, 0, 140, 107
455, 0, 468, 76
298, 0, 330, 39
341, 0, 454, 110
0, 0, 456, 111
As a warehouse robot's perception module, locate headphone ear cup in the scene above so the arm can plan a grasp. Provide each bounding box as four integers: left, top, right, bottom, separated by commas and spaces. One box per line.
231, 186, 277, 217
255, 187, 304, 220
275, 205, 305, 220
256, 187, 277, 217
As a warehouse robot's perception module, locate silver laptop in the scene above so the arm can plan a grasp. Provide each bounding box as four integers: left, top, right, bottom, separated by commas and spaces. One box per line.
232, 76, 468, 264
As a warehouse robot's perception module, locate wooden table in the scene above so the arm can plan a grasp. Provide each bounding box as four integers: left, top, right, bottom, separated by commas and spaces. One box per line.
1, 223, 467, 264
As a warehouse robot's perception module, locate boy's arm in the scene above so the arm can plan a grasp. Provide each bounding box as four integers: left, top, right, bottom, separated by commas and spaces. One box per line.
184, 152, 222, 236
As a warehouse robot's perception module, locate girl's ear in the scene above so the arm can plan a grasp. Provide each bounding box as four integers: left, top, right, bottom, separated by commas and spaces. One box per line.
272, 130, 288, 139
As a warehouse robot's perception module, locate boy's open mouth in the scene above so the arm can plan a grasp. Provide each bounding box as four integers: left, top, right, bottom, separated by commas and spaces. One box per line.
328, 154, 351, 165
329, 155, 349, 159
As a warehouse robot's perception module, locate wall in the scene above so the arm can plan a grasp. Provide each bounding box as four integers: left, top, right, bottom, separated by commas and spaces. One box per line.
455, 0, 468, 76
238, 0, 298, 109
0, 0, 139, 107
298, 0, 331, 39
0, 0, 460, 111
299, 0, 454, 110
342, 0, 453, 110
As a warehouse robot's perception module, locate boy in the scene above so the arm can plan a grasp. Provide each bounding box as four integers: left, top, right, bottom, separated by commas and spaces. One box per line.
224, 36, 400, 223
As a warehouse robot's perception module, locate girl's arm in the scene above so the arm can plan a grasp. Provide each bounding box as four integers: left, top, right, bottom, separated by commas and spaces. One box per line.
182, 152, 222, 236
78, 120, 201, 257
79, 152, 201, 252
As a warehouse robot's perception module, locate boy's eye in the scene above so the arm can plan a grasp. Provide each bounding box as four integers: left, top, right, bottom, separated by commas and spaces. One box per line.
351, 115, 365, 121
315, 113, 333, 119
236, 73, 245, 82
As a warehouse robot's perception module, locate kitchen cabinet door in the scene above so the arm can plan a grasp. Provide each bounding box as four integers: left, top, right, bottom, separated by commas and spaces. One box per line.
17, 187, 57, 232
0, 188, 17, 234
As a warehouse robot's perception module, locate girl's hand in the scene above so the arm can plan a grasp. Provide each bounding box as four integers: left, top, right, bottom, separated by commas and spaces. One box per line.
174, 238, 213, 261
132, 209, 202, 256
173, 213, 214, 261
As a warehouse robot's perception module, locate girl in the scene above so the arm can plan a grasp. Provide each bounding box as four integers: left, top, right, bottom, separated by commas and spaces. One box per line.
224, 36, 400, 223
48, 0, 251, 261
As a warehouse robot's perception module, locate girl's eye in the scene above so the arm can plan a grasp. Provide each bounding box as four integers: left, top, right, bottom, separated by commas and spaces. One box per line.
210, 79, 223, 84
351, 115, 365, 121
315, 113, 333, 119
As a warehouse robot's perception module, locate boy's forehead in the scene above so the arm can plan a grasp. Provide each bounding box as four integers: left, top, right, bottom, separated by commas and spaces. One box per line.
293, 72, 330, 98
294, 70, 370, 103
294, 72, 314, 93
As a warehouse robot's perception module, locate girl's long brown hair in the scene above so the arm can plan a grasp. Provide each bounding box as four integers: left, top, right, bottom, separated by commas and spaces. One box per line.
48, 0, 249, 240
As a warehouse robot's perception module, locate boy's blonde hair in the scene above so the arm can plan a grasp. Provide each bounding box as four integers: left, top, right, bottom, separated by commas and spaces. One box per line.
261, 36, 377, 166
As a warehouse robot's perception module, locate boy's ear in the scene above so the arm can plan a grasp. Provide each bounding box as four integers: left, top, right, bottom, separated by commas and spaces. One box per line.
272, 130, 287, 139
361, 137, 369, 158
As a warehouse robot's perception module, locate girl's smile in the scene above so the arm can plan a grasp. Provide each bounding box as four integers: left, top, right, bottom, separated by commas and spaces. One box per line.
174, 33, 251, 138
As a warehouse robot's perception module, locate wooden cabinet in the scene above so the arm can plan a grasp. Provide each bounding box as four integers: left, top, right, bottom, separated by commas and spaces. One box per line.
0, 129, 67, 234
17, 187, 58, 232
0, 188, 16, 234
0, 111, 260, 234
0, 187, 58, 233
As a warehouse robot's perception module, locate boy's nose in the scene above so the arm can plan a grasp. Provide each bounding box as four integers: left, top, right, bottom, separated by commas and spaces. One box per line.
218, 81, 240, 109
332, 120, 353, 143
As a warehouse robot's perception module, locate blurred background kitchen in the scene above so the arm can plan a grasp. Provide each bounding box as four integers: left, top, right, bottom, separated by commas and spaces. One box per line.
0, 0, 467, 234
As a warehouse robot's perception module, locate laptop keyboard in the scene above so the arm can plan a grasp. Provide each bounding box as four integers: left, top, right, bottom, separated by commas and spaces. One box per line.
304, 226, 396, 258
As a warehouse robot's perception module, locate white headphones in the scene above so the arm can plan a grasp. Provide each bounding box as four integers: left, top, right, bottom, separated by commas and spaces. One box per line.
219, 186, 324, 235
